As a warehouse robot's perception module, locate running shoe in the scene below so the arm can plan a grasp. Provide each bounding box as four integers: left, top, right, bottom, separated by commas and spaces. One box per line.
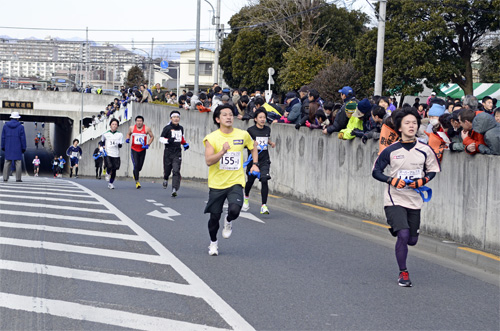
108, 183, 115, 189
208, 241, 218, 256
171, 188, 177, 197
105, 174, 110, 182
242, 197, 250, 211
70, 173, 72, 178
398, 270, 412, 287
136, 181, 141, 189
222, 217, 232, 239
260, 204, 270, 214
75, 176, 78, 179
163, 180, 168, 189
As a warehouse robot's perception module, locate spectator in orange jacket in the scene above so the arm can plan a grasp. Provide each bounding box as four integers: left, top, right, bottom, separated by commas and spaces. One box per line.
459, 109, 485, 155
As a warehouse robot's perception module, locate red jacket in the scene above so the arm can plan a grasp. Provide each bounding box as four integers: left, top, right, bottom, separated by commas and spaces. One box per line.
463, 130, 485, 155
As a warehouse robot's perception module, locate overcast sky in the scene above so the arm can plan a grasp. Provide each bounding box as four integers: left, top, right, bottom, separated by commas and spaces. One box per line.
1, 0, 373, 59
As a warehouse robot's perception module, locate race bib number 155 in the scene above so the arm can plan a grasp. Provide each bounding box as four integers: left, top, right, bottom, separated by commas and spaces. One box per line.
220, 152, 241, 171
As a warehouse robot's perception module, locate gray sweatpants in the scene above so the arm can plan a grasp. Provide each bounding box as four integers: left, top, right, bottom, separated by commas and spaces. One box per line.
3, 159, 22, 181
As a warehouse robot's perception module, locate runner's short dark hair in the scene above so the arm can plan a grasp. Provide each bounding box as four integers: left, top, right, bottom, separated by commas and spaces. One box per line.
394, 107, 421, 133
213, 105, 234, 127
73, 139, 79, 144
135, 115, 144, 122
110, 118, 119, 126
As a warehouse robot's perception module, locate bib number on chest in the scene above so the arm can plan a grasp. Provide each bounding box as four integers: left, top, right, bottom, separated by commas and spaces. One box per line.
220, 152, 241, 171
71, 152, 79, 158
256, 137, 269, 150
172, 130, 182, 142
133, 135, 145, 145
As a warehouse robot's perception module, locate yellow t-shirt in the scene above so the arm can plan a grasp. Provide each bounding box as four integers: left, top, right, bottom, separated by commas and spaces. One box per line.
203, 128, 254, 189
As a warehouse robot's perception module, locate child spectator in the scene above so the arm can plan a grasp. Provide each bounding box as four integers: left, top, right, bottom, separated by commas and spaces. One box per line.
472, 112, 500, 155
494, 108, 500, 124
362, 105, 389, 143
338, 104, 364, 140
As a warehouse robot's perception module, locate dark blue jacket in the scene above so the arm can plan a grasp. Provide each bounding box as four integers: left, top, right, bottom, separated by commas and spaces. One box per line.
1, 119, 26, 160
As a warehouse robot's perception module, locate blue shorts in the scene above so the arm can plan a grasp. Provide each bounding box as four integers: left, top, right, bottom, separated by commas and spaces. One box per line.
70, 157, 79, 167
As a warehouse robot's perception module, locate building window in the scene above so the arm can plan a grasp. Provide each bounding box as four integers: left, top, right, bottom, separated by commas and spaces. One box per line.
188, 61, 212, 76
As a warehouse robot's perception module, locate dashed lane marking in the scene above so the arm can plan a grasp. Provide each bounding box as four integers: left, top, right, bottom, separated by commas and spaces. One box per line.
363, 220, 391, 229
301, 203, 334, 212
458, 247, 500, 261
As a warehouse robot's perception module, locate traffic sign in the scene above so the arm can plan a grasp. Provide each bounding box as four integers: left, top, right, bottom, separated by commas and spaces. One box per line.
160, 61, 169, 69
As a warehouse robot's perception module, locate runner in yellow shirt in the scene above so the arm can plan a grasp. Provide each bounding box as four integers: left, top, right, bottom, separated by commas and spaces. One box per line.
203, 105, 260, 256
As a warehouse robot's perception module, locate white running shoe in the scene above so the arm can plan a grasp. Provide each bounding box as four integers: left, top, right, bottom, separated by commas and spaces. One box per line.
242, 197, 250, 212
208, 241, 218, 256
222, 217, 232, 239
105, 174, 110, 182
260, 204, 270, 214
108, 183, 114, 189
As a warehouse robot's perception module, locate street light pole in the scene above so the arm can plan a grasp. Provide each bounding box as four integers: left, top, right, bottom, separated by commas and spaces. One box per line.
194, 0, 201, 93
214, 0, 221, 85
149, 38, 154, 86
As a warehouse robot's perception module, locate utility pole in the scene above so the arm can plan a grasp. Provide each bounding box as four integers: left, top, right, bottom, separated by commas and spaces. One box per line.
194, 0, 201, 93
374, 0, 387, 96
214, 0, 221, 85
85, 27, 89, 88
149, 38, 154, 86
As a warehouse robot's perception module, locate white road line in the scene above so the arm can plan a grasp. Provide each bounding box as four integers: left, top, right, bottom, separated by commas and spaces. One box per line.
0, 184, 85, 193
0, 222, 141, 242
146, 199, 156, 202
73, 182, 255, 330
0, 260, 199, 298
154, 203, 164, 206
0, 293, 228, 331
0, 210, 124, 226
0, 237, 166, 264
0, 201, 114, 214
0, 188, 93, 198
0, 194, 103, 205
4, 181, 78, 188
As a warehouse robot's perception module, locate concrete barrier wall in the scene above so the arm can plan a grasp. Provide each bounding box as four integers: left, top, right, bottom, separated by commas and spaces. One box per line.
79, 103, 500, 254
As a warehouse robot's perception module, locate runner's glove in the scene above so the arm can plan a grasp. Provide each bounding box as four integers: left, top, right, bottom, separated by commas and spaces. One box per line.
143, 144, 149, 149
125, 139, 130, 143
183, 143, 190, 151
408, 177, 429, 189
389, 177, 406, 189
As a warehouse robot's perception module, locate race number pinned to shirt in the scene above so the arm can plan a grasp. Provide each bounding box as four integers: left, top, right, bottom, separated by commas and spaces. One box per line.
220, 151, 241, 170
172, 130, 182, 142
71, 152, 79, 158
397, 169, 422, 189
256, 137, 269, 150
133, 134, 146, 145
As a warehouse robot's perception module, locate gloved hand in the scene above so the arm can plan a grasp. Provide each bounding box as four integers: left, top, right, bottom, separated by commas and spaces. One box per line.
118, 144, 122, 148
305, 121, 311, 128
361, 134, 368, 144
295, 123, 301, 130
338, 132, 344, 139
22, 149, 26, 153
143, 144, 149, 149
352, 129, 364, 138
1, 148, 5, 151
389, 177, 406, 189
183, 143, 190, 151
125, 139, 130, 143
408, 177, 429, 189
79, 156, 82, 160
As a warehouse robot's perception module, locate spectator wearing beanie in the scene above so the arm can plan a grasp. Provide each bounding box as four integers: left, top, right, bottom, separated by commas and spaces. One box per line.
426, 103, 446, 133
326, 86, 358, 135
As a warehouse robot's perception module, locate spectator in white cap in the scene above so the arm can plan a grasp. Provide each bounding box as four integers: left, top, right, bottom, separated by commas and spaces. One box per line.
1, 112, 27, 182
427, 91, 437, 106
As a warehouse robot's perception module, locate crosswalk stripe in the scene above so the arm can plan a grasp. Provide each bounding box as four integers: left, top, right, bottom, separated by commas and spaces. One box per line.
0, 188, 93, 198
0, 183, 86, 193
0, 222, 142, 242
0, 293, 229, 331
0, 210, 124, 226
0, 260, 199, 298
73, 182, 255, 330
0, 193, 103, 205
0, 237, 167, 264
0, 200, 114, 214
2, 181, 78, 189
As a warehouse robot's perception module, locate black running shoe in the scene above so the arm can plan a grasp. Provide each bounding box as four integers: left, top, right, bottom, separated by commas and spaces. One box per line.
398, 270, 412, 287
163, 180, 168, 189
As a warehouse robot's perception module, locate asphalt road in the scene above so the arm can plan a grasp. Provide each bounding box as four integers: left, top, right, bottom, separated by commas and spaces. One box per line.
0, 174, 498, 330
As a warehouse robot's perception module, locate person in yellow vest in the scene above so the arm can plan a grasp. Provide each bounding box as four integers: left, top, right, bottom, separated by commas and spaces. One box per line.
96, 87, 103, 94
203, 105, 260, 256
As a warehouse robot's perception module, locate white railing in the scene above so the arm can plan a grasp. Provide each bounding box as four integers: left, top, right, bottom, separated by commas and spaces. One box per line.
81, 102, 134, 143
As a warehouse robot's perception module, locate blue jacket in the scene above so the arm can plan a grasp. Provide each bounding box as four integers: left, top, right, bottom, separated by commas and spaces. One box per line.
286, 98, 302, 125
1, 119, 26, 160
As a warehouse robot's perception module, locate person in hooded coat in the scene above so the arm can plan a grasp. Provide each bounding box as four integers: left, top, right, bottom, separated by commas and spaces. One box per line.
473, 112, 500, 155
1, 112, 27, 182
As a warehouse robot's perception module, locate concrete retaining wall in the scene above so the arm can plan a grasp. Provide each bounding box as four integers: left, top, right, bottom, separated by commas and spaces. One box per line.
79, 103, 500, 254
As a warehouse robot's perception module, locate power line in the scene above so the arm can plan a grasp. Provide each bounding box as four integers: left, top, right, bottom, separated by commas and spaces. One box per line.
0, 26, 217, 32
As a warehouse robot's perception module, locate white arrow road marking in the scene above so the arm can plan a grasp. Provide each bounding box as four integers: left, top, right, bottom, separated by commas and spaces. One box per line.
146, 199, 156, 202
147, 207, 181, 221
222, 203, 265, 224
